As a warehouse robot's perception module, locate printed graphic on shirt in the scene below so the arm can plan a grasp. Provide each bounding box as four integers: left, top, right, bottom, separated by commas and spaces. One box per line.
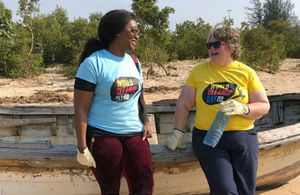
110, 77, 140, 102
202, 82, 245, 105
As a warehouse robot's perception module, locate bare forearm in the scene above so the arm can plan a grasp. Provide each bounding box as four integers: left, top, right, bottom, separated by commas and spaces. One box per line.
174, 102, 191, 132
75, 111, 88, 151
245, 102, 270, 120
139, 92, 150, 124
173, 86, 196, 132
73, 89, 93, 152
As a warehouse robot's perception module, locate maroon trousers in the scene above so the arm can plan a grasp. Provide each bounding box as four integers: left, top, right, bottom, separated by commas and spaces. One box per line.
87, 136, 154, 195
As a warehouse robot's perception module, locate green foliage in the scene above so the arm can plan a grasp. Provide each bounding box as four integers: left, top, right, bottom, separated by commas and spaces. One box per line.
32, 14, 66, 64
283, 25, 300, 58
245, 0, 264, 27
0, 2, 14, 40
32, 8, 100, 66
240, 25, 285, 72
223, 17, 234, 27
67, 17, 98, 66
2, 0, 300, 79
263, 0, 296, 27
136, 36, 169, 65
60, 64, 78, 79
17, 0, 39, 24
172, 18, 211, 60
246, 0, 298, 28
2, 24, 43, 78
0, 3, 43, 78
132, 0, 174, 65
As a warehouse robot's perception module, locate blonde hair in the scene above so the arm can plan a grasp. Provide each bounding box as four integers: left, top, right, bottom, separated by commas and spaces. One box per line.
207, 23, 241, 60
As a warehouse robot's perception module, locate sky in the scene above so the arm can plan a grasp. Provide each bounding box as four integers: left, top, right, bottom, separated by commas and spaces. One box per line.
1, 0, 300, 31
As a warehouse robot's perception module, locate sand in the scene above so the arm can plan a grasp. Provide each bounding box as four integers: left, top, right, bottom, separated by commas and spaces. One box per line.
0, 58, 299, 194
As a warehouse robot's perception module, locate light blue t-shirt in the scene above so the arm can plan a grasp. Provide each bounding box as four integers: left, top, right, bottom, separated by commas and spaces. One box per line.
76, 49, 144, 134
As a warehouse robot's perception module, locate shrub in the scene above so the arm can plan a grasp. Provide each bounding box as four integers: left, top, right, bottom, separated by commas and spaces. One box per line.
61, 64, 78, 79
240, 25, 285, 73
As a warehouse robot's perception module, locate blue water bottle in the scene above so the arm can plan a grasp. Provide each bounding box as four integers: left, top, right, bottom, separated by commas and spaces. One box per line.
203, 111, 230, 147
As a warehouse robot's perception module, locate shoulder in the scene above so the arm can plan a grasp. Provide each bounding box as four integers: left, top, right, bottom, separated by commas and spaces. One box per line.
81, 50, 104, 65
191, 61, 210, 72
235, 61, 254, 71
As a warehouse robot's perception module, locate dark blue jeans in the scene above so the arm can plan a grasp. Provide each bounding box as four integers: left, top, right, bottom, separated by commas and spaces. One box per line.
192, 127, 259, 195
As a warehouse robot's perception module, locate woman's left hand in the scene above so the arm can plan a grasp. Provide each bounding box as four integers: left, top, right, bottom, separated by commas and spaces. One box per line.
220, 99, 249, 116
143, 122, 152, 141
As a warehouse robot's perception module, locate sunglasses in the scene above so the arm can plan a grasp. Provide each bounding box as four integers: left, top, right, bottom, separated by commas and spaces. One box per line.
206, 41, 226, 49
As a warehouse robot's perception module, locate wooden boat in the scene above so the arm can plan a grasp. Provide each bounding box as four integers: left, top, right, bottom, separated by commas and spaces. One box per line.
0, 93, 299, 195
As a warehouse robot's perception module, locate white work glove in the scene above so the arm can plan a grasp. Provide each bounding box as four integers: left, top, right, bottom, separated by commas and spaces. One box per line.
165, 129, 185, 151
77, 147, 96, 168
220, 99, 249, 116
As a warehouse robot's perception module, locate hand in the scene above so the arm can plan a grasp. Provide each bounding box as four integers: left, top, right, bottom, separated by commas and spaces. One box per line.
143, 122, 152, 141
220, 99, 249, 116
77, 147, 96, 168
165, 129, 185, 151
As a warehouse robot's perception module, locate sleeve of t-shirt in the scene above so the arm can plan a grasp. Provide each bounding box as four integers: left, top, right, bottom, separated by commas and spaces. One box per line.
75, 57, 98, 85
184, 67, 197, 87
248, 69, 264, 93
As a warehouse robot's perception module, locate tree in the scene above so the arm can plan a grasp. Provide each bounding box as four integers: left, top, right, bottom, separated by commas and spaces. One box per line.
17, 0, 40, 54
132, 0, 174, 77
245, 0, 264, 27
0, 2, 14, 40
0, 2, 14, 75
173, 18, 211, 60
223, 17, 234, 27
263, 0, 296, 27
240, 25, 285, 72
245, 0, 298, 28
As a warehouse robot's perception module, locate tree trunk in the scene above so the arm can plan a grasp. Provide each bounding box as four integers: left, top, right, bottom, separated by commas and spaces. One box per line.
157, 62, 170, 76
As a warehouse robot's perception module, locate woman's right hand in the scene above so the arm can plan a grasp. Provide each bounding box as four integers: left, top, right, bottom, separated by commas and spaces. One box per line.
165, 129, 186, 151
76, 147, 96, 168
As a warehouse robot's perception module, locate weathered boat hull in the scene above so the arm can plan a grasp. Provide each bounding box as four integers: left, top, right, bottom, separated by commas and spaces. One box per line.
0, 123, 299, 195
0, 93, 299, 194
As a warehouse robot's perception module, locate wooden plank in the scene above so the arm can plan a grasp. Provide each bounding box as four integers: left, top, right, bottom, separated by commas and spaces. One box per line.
268, 93, 300, 102
0, 139, 51, 149
0, 144, 76, 162
0, 123, 298, 167
271, 101, 279, 124
278, 100, 284, 123
0, 105, 74, 115
147, 114, 158, 145
0, 118, 56, 128
258, 123, 300, 146
0, 93, 298, 116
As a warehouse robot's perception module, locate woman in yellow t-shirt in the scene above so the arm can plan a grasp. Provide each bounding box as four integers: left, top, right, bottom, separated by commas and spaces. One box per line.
166, 24, 270, 195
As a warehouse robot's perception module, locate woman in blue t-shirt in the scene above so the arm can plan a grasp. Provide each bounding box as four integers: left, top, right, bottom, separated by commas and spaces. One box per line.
74, 9, 153, 194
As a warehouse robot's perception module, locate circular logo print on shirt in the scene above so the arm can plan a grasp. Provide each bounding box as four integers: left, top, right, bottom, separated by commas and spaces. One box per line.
110, 77, 140, 102
202, 82, 245, 105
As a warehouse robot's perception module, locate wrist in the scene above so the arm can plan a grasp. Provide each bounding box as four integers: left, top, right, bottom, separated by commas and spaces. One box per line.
173, 128, 185, 133
77, 145, 86, 153
244, 104, 250, 115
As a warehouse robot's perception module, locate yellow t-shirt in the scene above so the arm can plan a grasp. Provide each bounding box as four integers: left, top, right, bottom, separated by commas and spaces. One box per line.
185, 60, 264, 131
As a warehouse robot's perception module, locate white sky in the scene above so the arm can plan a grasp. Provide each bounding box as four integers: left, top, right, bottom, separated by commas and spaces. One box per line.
1, 0, 300, 30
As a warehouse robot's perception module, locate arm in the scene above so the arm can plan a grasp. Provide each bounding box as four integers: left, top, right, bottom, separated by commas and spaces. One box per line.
220, 90, 270, 120
244, 90, 270, 120
74, 89, 93, 152
165, 85, 196, 150
139, 91, 152, 140
174, 85, 196, 132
